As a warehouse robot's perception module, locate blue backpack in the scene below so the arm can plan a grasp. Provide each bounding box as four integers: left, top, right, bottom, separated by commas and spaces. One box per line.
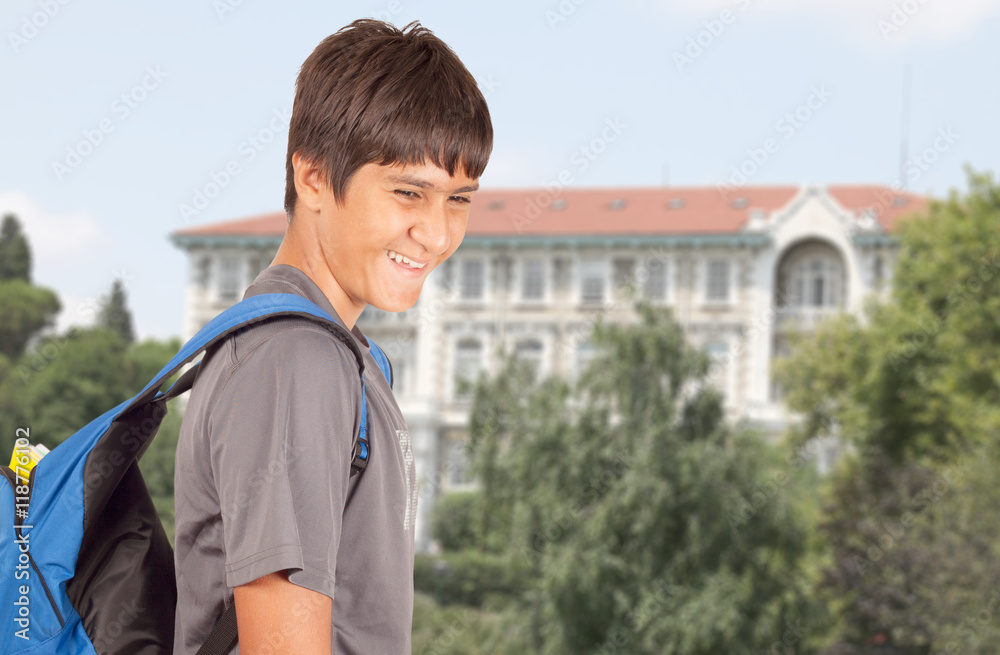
0, 293, 392, 654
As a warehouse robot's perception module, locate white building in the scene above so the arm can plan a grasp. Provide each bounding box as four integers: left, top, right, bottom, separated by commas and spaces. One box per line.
171, 184, 925, 550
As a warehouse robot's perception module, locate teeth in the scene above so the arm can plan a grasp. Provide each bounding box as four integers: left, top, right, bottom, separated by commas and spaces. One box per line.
387, 250, 426, 269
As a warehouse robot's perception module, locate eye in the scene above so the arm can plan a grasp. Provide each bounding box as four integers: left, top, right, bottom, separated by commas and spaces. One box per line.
449, 195, 472, 205
395, 189, 419, 199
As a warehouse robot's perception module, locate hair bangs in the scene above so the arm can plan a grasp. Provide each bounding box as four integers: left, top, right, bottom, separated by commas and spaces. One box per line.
285, 20, 493, 214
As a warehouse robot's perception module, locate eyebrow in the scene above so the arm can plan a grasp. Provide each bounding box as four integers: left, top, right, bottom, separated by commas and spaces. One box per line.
386, 174, 479, 194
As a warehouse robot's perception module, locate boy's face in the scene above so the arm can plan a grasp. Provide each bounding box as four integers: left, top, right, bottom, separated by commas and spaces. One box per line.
312, 160, 479, 314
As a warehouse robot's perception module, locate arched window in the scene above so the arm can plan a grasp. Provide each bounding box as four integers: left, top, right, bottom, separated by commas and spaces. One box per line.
777, 242, 846, 310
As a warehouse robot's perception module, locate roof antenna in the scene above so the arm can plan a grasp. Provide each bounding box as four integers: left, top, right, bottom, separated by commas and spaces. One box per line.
898, 62, 911, 190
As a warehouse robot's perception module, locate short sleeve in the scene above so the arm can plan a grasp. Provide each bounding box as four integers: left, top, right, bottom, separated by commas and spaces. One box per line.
206, 323, 363, 599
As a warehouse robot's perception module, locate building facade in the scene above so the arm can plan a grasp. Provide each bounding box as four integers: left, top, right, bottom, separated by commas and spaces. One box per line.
171, 184, 925, 550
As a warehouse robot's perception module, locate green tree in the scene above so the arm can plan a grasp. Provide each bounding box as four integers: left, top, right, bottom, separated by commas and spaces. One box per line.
778, 169, 1000, 463
0, 213, 31, 282
0, 329, 183, 492
0, 217, 60, 361
98, 279, 135, 345
2, 328, 131, 452
774, 169, 1000, 653
0, 280, 61, 360
459, 303, 824, 654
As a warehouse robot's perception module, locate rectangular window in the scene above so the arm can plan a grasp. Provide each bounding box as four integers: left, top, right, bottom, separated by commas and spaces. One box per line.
521, 258, 545, 301
575, 341, 598, 379
705, 341, 730, 394
460, 259, 484, 301
194, 255, 211, 289
447, 442, 471, 487
612, 258, 635, 288
580, 259, 605, 304
218, 256, 241, 302
644, 258, 668, 302
454, 339, 483, 399
705, 259, 730, 303
516, 340, 544, 378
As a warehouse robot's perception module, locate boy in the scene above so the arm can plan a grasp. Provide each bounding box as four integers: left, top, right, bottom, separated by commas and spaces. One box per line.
173, 19, 492, 654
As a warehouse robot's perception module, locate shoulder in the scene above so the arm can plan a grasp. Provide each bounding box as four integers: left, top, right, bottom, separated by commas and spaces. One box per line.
199, 315, 365, 400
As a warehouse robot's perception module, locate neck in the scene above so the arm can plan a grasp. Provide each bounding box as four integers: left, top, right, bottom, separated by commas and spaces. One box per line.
271, 217, 366, 331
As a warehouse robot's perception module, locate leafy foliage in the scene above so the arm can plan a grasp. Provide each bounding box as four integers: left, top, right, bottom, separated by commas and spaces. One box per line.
0, 327, 184, 541
97, 279, 136, 345
776, 170, 1000, 653
451, 303, 824, 654
0, 214, 31, 282
411, 592, 510, 655
0, 280, 61, 360
777, 170, 1000, 463
414, 550, 529, 609
431, 490, 487, 552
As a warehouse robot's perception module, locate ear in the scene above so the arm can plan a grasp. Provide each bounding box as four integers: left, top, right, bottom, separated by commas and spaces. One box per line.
292, 152, 326, 213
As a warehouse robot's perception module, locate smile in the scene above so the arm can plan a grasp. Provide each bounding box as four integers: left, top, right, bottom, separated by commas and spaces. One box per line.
386, 250, 427, 269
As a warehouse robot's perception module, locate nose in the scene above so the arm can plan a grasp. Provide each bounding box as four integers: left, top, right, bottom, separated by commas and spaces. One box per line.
409, 203, 451, 257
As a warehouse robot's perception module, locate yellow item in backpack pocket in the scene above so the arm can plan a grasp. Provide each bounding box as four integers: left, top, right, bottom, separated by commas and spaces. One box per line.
9, 438, 49, 479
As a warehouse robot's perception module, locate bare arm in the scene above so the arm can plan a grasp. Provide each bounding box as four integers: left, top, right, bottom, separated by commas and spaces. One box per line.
234, 570, 333, 654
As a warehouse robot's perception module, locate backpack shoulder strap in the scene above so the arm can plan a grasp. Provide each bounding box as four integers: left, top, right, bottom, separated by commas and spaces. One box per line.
157, 295, 367, 654
368, 340, 393, 388
119, 293, 364, 417
139, 293, 375, 478
350, 338, 392, 476
196, 598, 238, 655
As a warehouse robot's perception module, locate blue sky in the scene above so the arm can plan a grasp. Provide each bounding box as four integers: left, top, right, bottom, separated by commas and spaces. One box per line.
3, 0, 999, 339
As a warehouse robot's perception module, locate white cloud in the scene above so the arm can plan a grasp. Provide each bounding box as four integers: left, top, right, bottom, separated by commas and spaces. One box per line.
654, 0, 1000, 44
0, 191, 109, 261
0, 191, 114, 331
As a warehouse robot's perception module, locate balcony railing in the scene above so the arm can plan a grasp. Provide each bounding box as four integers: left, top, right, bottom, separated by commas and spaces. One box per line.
774, 306, 840, 331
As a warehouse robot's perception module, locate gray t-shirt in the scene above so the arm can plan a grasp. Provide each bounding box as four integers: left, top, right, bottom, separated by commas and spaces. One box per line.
173, 265, 416, 654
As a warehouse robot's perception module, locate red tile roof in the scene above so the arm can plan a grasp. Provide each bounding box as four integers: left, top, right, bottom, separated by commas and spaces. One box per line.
171, 186, 927, 238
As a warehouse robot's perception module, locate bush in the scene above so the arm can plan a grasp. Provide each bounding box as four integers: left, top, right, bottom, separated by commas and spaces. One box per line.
431, 490, 482, 551
414, 550, 528, 608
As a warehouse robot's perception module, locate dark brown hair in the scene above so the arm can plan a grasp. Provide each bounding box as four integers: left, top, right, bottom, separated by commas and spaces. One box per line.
284, 19, 493, 216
